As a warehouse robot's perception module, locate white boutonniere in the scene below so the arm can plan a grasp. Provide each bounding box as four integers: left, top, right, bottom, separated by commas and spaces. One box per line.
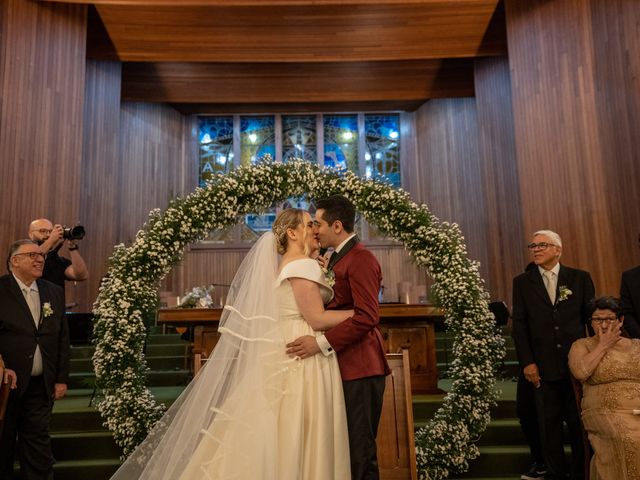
322, 267, 335, 288
42, 302, 53, 318
558, 285, 572, 302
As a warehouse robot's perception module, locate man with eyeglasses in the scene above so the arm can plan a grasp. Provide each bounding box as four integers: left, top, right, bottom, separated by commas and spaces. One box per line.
0, 239, 69, 479
512, 230, 594, 480
28, 218, 88, 302
619, 233, 640, 338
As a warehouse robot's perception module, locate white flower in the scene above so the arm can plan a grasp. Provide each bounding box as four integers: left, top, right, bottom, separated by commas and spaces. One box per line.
42, 302, 53, 318
558, 285, 572, 302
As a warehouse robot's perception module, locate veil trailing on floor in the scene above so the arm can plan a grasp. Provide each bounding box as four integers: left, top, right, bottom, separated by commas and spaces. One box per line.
111, 232, 295, 479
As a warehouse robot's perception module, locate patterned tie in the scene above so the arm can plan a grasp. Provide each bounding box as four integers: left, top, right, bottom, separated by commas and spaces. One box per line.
543, 270, 556, 304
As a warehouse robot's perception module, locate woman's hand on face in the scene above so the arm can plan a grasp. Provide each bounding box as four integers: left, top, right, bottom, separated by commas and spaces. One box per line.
597, 321, 622, 351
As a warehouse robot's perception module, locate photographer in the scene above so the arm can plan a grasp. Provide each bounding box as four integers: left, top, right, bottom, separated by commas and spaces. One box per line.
28, 218, 88, 292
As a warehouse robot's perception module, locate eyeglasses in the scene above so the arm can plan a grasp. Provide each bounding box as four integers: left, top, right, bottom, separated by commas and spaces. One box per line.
590, 316, 618, 324
30, 228, 52, 235
527, 242, 557, 250
12, 252, 46, 261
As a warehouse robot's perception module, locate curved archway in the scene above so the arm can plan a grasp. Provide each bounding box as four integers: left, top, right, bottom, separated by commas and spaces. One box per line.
92, 160, 504, 478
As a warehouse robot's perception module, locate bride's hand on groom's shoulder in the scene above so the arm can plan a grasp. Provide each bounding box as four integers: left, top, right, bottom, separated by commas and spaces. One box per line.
286, 335, 320, 359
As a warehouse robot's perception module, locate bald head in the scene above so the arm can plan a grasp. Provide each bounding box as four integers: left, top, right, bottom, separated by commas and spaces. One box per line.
29, 218, 54, 245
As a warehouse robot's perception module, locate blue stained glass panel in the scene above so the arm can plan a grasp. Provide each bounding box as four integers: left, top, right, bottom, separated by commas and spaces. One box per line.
364, 114, 401, 187
323, 115, 358, 172
198, 117, 234, 187
240, 116, 275, 165
283, 115, 317, 163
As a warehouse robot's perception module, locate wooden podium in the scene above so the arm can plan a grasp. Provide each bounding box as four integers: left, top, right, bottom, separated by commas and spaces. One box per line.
157, 303, 443, 394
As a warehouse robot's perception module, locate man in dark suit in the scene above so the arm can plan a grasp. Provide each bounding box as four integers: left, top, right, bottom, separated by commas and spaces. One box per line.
512, 230, 594, 480
620, 233, 640, 338
286, 195, 390, 480
0, 239, 70, 479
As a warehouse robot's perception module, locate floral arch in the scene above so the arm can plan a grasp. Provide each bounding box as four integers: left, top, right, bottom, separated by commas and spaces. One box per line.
92, 160, 505, 479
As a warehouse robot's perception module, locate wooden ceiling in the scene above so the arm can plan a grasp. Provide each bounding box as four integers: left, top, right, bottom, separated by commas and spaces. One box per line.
47, 0, 507, 112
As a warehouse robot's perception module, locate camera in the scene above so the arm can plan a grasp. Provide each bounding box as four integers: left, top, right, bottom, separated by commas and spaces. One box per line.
63, 225, 86, 241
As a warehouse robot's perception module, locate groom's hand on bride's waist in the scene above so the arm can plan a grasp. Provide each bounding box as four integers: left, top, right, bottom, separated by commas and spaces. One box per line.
286, 336, 321, 359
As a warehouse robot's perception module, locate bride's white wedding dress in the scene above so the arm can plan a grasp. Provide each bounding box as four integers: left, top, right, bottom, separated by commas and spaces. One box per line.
110, 234, 350, 480
179, 258, 350, 479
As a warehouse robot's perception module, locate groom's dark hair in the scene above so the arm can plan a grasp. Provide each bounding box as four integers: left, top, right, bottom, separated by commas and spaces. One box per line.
315, 195, 355, 233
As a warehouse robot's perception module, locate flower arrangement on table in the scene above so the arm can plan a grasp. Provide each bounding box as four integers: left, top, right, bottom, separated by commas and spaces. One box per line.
177, 285, 215, 308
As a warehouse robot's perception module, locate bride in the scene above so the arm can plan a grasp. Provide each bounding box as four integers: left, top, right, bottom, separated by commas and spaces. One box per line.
111, 208, 352, 479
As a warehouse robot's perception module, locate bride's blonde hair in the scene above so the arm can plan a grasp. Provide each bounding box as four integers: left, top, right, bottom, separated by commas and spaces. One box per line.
272, 208, 307, 255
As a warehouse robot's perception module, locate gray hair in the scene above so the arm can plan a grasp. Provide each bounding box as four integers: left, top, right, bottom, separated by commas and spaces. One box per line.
6, 239, 38, 272
533, 229, 562, 248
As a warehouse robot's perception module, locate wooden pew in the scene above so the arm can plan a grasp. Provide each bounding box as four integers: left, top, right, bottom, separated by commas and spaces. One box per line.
378, 350, 418, 480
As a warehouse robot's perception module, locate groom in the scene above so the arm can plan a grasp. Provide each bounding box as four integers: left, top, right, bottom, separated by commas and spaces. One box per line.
286, 195, 390, 480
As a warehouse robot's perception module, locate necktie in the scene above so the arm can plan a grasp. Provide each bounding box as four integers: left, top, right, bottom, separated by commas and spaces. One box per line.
23, 288, 40, 326
22, 287, 43, 375
543, 270, 556, 304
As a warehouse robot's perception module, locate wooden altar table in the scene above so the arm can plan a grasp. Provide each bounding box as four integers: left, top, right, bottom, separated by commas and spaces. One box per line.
157, 303, 443, 394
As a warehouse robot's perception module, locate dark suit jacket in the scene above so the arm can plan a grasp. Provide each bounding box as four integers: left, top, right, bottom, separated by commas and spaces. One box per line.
620, 266, 640, 339
512, 264, 594, 382
0, 274, 69, 399
324, 241, 390, 381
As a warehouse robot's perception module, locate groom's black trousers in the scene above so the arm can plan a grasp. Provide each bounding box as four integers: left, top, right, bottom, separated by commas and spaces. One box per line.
343, 375, 386, 480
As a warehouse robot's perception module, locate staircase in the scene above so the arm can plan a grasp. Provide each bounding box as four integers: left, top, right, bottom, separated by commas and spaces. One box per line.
50, 330, 531, 479
49, 331, 191, 479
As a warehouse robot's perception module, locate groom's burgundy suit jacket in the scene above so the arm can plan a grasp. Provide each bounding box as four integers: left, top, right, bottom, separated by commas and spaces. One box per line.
324, 241, 390, 381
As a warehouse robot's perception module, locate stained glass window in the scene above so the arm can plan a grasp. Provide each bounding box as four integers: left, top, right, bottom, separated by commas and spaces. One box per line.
197, 113, 402, 244
198, 117, 234, 186
282, 115, 317, 163
364, 114, 400, 187
240, 116, 276, 166
323, 115, 358, 172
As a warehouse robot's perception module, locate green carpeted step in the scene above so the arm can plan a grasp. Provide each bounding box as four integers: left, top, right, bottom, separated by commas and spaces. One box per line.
71, 355, 188, 371
71, 343, 189, 360
67, 369, 192, 389
436, 347, 518, 364
414, 418, 526, 447
52, 432, 120, 460
53, 458, 121, 480
413, 397, 517, 423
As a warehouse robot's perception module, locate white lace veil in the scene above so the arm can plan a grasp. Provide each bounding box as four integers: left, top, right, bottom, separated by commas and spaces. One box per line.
111, 232, 292, 479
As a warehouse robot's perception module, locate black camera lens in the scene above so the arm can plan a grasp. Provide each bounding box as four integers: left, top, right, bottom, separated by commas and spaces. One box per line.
63, 225, 85, 240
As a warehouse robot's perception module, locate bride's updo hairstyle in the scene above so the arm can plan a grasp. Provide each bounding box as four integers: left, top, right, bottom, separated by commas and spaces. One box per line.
272, 208, 305, 255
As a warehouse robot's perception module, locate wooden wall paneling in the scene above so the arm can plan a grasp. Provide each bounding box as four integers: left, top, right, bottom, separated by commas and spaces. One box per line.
505, 0, 636, 295
176, 244, 424, 307
77, 60, 122, 312
0, 0, 86, 275
589, 0, 640, 274
411, 99, 492, 295
474, 56, 525, 303
117, 102, 190, 245
121, 60, 475, 106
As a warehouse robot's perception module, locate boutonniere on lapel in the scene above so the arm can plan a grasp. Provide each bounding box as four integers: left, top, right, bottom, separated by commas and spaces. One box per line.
557, 286, 572, 303
42, 302, 53, 318
322, 267, 335, 288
